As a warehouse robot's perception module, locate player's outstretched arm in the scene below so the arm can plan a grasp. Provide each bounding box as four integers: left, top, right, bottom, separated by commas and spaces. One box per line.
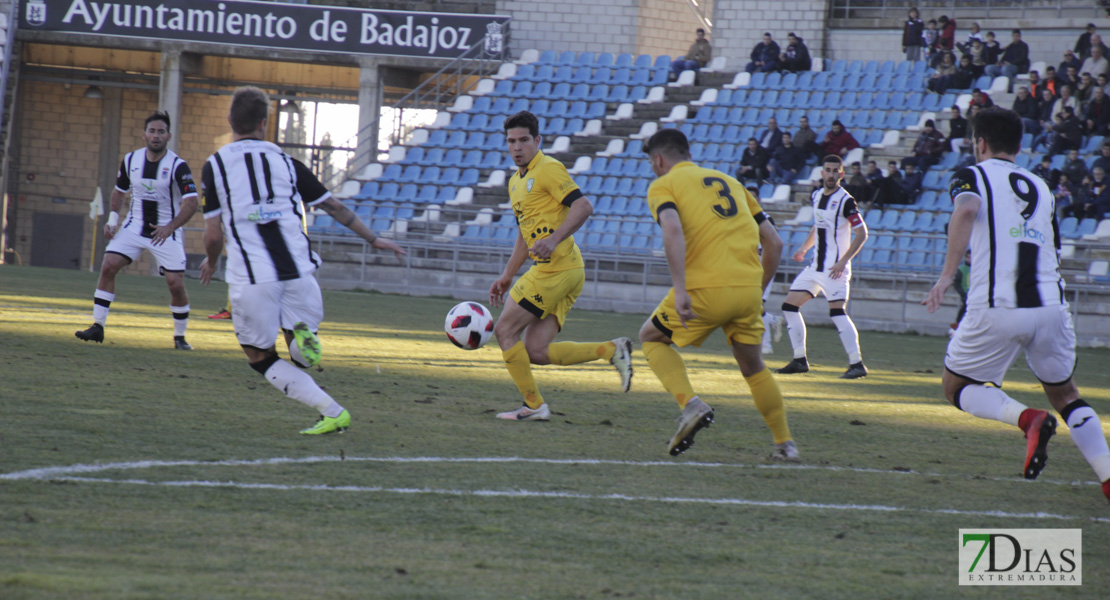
926, 195, 978, 312
319, 197, 406, 258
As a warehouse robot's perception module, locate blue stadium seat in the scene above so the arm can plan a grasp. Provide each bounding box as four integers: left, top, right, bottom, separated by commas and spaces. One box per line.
595, 52, 614, 67
528, 81, 553, 100
1077, 218, 1098, 237
878, 210, 900, 230
781, 73, 799, 90
865, 209, 883, 229
416, 185, 437, 203
589, 67, 612, 85
433, 186, 456, 204
611, 68, 632, 86
552, 66, 574, 83
627, 86, 648, 103
634, 54, 652, 68
605, 85, 630, 103
512, 80, 533, 97
440, 167, 461, 186
537, 50, 558, 65
629, 69, 651, 86
796, 72, 815, 89
570, 66, 592, 84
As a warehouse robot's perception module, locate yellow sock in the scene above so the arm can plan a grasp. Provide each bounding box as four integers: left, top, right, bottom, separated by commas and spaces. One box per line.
548, 341, 614, 365
746, 367, 792, 444
503, 341, 544, 409
643, 341, 696, 408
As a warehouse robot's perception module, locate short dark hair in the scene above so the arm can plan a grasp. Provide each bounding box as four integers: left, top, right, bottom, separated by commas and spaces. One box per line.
927, 19, 937, 25
971, 107, 1023, 155
951, 105, 962, 114
831, 120, 844, 128
1012, 29, 1021, 35
696, 28, 705, 34
503, 111, 540, 137
229, 87, 270, 135
643, 128, 690, 160
748, 137, 759, 143
823, 155, 843, 167
145, 111, 171, 130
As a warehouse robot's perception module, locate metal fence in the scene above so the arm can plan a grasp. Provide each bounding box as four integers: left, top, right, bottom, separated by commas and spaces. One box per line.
830, 0, 1099, 20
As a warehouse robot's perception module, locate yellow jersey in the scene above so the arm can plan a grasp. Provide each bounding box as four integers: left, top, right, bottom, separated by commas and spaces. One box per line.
647, 161, 764, 289
508, 150, 585, 272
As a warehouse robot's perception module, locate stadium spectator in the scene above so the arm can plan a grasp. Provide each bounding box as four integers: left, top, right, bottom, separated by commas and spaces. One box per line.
903, 8, 925, 61
781, 33, 811, 73
488, 110, 633, 422
1012, 87, 1041, 135
1078, 168, 1106, 219
935, 15, 957, 61
950, 54, 978, 91
1085, 86, 1110, 134
981, 31, 1002, 66
925, 107, 1110, 505
923, 20, 940, 65
947, 105, 970, 153
1027, 70, 1044, 97
768, 132, 806, 185
74, 111, 198, 349
777, 155, 870, 379
1043, 66, 1063, 96
1062, 149, 1089, 184
757, 116, 786, 154
819, 120, 859, 158
898, 162, 924, 203
198, 87, 405, 436
1100, 72, 1110, 96
842, 161, 871, 205
671, 28, 712, 79
737, 137, 770, 184
793, 115, 818, 158
1082, 168, 1110, 218
1090, 33, 1110, 61
746, 32, 781, 74
903, 119, 946, 171
955, 21, 984, 55
1031, 155, 1054, 182
926, 51, 958, 93
874, 160, 904, 207
637, 127, 796, 460
967, 39, 989, 77
1081, 45, 1110, 80
1076, 72, 1096, 105
1059, 50, 1082, 81
1050, 106, 1084, 156
1056, 174, 1078, 219
865, 160, 885, 199
1092, 142, 1110, 173
1063, 65, 1081, 92
1052, 84, 1080, 121
969, 88, 995, 110
1076, 23, 1098, 59
984, 30, 1029, 84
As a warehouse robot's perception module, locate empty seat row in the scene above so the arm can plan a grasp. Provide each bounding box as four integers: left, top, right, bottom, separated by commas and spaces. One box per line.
864, 209, 950, 233
374, 164, 481, 186
532, 50, 671, 70
579, 176, 650, 198
587, 157, 654, 178
447, 100, 608, 127
507, 66, 668, 89
746, 70, 928, 93
488, 81, 652, 104
351, 183, 460, 205
686, 105, 918, 130
705, 89, 955, 114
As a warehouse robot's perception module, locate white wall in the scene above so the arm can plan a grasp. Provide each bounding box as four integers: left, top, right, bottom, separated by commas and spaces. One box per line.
827, 28, 1088, 66
712, 0, 827, 70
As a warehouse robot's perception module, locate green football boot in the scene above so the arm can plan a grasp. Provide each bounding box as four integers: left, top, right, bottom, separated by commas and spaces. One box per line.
300, 409, 350, 435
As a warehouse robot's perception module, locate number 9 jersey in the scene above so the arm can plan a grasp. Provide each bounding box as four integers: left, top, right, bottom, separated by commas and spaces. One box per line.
646, 162, 765, 290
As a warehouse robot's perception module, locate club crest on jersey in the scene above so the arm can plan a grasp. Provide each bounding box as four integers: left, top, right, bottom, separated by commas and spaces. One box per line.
526, 178, 534, 192
161, 167, 170, 178
247, 207, 283, 222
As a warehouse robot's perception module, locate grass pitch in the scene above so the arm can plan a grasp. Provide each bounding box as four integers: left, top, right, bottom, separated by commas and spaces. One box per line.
1, 264, 1108, 599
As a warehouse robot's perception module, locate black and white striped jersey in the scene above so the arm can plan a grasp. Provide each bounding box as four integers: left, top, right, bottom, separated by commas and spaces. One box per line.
948, 158, 1063, 310
115, 148, 197, 239
808, 186, 864, 273
201, 139, 329, 285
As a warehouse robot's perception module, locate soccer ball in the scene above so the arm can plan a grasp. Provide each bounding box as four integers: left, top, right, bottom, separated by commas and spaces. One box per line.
444, 301, 494, 350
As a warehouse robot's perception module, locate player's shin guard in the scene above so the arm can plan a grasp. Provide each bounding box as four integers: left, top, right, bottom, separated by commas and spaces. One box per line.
93, 289, 114, 325
954, 384, 1027, 426
830, 308, 862, 364
548, 341, 614, 365
171, 304, 190, 338
781, 303, 806, 359
503, 341, 544, 409
1060, 399, 1110, 482
643, 341, 696, 408
746, 367, 792, 444
252, 355, 344, 418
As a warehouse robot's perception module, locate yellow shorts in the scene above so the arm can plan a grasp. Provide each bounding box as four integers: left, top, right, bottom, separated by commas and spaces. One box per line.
650, 286, 764, 347
510, 267, 584, 329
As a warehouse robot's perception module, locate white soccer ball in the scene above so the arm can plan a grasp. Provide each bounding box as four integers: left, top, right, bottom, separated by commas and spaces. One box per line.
444, 301, 494, 350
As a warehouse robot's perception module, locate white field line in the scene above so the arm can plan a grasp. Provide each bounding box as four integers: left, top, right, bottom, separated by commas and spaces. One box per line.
32, 475, 1110, 523
0, 455, 1100, 488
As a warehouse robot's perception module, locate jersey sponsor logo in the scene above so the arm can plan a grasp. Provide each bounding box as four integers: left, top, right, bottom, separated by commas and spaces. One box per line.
1009, 222, 1046, 244
247, 207, 284, 222
161, 167, 170, 178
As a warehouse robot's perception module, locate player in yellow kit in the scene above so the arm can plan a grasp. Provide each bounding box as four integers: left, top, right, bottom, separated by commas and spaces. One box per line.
489, 111, 634, 421
638, 128, 798, 459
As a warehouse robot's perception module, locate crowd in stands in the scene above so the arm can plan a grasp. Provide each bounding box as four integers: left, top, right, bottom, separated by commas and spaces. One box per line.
734, 114, 860, 188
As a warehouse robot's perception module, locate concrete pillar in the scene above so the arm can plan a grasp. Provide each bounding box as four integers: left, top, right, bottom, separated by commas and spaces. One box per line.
355, 57, 382, 172
159, 47, 184, 153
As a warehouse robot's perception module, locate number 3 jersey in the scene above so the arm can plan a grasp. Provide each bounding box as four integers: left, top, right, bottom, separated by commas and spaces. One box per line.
114, 148, 197, 239
201, 139, 330, 285
949, 158, 1063, 310
647, 161, 766, 290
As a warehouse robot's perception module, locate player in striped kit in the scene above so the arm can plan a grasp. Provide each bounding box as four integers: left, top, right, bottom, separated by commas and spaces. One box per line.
927, 107, 1110, 503
75, 111, 198, 349
198, 87, 404, 435
777, 155, 870, 379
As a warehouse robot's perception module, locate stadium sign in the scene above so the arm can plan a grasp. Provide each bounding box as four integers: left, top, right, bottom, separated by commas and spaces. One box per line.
959, 529, 1081, 586
20, 0, 509, 59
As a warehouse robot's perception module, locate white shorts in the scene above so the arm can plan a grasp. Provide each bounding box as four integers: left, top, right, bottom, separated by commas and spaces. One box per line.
229, 276, 324, 350
945, 305, 1077, 387
105, 227, 186, 272
789, 266, 850, 302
